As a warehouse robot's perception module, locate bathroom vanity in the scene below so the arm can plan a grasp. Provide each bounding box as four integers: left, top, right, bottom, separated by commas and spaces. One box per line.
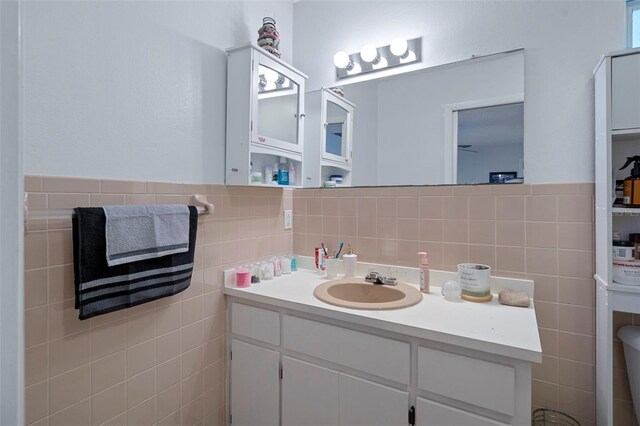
224, 264, 541, 426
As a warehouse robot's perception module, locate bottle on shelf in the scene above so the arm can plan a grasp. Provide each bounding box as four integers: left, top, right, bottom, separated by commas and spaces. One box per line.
619, 156, 640, 207
289, 161, 296, 186
277, 156, 289, 185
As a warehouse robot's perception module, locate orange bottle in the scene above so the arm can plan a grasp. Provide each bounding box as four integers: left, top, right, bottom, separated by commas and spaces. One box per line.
619, 156, 640, 207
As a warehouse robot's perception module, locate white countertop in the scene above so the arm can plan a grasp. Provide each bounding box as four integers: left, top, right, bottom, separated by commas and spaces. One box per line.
224, 265, 542, 363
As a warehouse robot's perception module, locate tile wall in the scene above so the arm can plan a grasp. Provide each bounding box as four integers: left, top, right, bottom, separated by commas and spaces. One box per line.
23, 177, 640, 426
292, 182, 634, 426
23, 175, 292, 426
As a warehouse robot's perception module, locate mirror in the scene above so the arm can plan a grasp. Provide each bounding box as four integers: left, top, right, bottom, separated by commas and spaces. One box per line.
325, 101, 349, 158
311, 49, 524, 187
456, 102, 524, 184
257, 64, 300, 146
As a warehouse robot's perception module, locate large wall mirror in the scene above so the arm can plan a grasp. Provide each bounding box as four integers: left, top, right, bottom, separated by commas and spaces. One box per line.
320, 49, 524, 187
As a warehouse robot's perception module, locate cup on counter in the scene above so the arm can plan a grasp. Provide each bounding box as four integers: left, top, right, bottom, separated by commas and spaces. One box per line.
235, 267, 251, 288
325, 257, 339, 279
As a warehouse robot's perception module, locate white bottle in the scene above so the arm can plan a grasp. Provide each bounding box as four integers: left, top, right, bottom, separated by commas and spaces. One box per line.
289, 161, 296, 186
418, 251, 430, 293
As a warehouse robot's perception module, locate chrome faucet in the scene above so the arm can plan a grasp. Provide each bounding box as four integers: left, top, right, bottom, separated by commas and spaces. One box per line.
364, 271, 397, 286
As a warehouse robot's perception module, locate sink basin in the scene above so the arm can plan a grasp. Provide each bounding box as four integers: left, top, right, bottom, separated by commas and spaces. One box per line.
314, 278, 423, 310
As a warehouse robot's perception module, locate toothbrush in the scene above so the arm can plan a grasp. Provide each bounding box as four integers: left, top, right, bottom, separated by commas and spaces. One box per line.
335, 242, 344, 258
321, 242, 328, 256
347, 242, 352, 255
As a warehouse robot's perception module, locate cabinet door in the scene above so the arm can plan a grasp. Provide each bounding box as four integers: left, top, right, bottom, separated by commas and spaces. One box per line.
416, 398, 509, 426
252, 52, 305, 154
230, 339, 280, 426
282, 357, 340, 426
339, 374, 408, 426
322, 91, 354, 166
612, 53, 640, 130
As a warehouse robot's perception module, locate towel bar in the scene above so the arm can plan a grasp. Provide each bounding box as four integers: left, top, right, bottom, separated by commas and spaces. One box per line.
24, 193, 214, 222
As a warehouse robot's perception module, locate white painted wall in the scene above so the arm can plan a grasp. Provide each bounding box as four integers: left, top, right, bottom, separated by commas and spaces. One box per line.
23, 1, 293, 183
293, 1, 625, 184
0, 1, 24, 424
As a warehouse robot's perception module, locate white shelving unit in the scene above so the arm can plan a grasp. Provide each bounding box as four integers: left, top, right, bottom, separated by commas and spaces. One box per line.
225, 43, 308, 187
303, 88, 355, 188
594, 47, 640, 426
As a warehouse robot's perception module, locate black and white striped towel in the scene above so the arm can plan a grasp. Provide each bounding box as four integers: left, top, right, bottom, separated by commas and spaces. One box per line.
72, 206, 197, 320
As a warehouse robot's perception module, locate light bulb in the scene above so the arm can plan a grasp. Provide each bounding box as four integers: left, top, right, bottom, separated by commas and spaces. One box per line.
390, 37, 408, 57
372, 56, 388, 69
263, 68, 279, 83
333, 51, 351, 69
400, 50, 417, 64
264, 81, 276, 91
347, 62, 362, 75
360, 44, 379, 63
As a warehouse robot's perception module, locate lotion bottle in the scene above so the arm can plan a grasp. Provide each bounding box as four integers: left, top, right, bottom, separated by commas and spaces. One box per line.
418, 252, 430, 293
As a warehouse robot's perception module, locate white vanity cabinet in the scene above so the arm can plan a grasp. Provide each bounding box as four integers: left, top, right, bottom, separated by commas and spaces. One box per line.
225, 43, 308, 187
303, 88, 355, 187
227, 300, 533, 426
230, 339, 280, 426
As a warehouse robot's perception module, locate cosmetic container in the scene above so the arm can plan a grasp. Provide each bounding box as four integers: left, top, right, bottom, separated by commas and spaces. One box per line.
235, 267, 251, 288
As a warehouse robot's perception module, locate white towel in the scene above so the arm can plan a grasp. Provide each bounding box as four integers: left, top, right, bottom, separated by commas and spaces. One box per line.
103, 205, 190, 266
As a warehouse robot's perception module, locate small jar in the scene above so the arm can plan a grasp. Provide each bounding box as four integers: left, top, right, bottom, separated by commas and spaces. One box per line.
251, 263, 261, 283
613, 240, 635, 261
261, 261, 274, 280
272, 257, 282, 276
280, 255, 292, 274
235, 267, 251, 288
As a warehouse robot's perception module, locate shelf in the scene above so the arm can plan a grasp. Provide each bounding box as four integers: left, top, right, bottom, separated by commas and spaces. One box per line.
611, 207, 640, 216
249, 182, 302, 189
612, 128, 640, 141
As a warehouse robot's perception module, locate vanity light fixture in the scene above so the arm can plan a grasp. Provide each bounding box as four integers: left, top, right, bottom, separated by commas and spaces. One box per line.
333, 37, 421, 79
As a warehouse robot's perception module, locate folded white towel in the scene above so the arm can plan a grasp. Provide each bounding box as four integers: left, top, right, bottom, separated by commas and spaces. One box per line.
103, 205, 190, 266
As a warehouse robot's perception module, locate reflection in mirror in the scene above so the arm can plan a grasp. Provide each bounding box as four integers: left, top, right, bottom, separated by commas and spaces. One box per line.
327, 49, 524, 187
456, 103, 524, 184
257, 64, 299, 145
325, 101, 348, 157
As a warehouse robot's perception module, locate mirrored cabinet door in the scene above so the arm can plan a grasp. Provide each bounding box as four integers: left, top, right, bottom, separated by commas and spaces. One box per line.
303, 89, 356, 188
322, 93, 353, 166
252, 53, 306, 154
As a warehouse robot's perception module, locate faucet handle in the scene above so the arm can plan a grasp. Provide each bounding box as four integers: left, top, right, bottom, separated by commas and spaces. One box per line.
365, 271, 381, 283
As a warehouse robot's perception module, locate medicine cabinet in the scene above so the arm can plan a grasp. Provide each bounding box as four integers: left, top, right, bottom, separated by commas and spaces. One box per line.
303, 88, 355, 187
225, 43, 308, 187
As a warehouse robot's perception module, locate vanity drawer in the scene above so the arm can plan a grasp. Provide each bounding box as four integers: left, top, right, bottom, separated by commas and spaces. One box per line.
283, 314, 410, 384
416, 398, 509, 426
231, 302, 280, 345
417, 346, 515, 416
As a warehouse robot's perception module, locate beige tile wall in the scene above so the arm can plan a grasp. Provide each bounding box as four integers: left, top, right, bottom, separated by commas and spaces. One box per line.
24, 175, 292, 426
293, 183, 604, 425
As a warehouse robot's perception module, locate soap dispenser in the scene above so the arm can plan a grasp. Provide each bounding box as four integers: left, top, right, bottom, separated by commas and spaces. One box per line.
418, 252, 430, 293
620, 156, 640, 207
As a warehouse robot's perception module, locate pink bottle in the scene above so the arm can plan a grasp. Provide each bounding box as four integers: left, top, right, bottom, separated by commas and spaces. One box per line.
418, 252, 430, 293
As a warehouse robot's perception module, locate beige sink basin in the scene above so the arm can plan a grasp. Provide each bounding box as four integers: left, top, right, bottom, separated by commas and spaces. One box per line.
314, 278, 423, 310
